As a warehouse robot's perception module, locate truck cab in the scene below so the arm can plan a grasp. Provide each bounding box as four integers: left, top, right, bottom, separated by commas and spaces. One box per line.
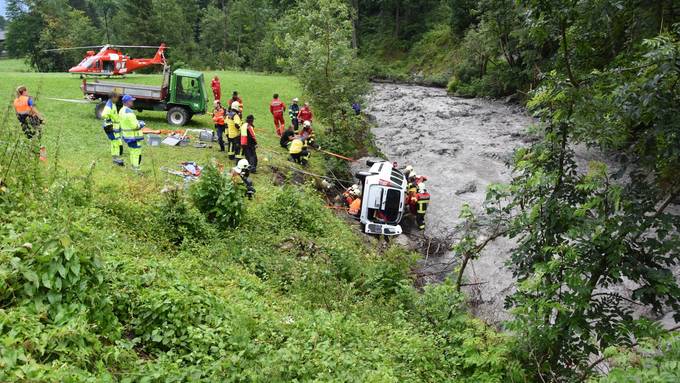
168, 69, 208, 124
355, 160, 407, 236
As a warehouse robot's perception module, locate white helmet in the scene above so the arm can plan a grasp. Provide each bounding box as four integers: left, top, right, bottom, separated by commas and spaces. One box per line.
352, 184, 362, 197
417, 183, 426, 193
237, 159, 250, 171
404, 165, 413, 175
303, 120, 311, 127
231, 101, 241, 111
292, 97, 299, 102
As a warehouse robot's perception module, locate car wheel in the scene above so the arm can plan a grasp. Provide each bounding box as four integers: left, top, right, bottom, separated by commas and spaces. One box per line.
167, 107, 189, 126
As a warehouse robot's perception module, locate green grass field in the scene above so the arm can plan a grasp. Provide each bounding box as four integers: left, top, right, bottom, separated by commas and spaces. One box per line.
0, 58, 311, 195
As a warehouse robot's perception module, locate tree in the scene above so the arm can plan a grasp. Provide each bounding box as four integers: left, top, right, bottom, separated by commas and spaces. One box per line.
484, 69, 680, 381
33, 6, 100, 71
450, 0, 477, 36
284, 0, 368, 128
5, 0, 44, 59
91, 0, 118, 44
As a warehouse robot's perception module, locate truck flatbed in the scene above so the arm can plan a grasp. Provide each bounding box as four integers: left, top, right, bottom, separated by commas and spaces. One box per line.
83, 81, 164, 100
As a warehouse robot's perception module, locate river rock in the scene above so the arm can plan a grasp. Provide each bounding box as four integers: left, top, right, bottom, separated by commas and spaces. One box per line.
455, 181, 477, 195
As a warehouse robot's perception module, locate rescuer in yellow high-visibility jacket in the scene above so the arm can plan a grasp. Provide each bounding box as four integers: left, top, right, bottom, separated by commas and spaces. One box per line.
226, 101, 242, 160
101, 92, 124, 165
119, 95, 145, 171
288, 137, 308, 165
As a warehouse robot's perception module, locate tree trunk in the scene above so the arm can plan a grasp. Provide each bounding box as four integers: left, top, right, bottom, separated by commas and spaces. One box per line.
104, 9, 111, 44
560, 19, 579, 87
394, 2, 400, 39
351, 0, 359, 49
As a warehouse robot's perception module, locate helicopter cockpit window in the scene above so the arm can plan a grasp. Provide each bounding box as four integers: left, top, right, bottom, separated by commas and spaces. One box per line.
176, 76, 200, 102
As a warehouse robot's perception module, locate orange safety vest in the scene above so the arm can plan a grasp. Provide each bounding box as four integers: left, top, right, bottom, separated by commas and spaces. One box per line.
212, 109, 225, 125
348, 198, 361, 215
14, 95, 31, 114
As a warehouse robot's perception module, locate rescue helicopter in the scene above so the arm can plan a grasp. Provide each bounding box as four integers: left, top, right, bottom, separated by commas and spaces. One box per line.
43, 44, 167, 77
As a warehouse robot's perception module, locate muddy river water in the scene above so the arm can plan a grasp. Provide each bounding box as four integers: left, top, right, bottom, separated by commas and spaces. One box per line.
365, 83, 677, 325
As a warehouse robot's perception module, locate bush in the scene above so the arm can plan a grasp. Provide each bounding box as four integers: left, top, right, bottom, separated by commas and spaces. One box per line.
0, 220, 110, 317
157, 185, 213, 245
264, 186, 328, 235
447, 76, 461, 93
191, 162, 245, 230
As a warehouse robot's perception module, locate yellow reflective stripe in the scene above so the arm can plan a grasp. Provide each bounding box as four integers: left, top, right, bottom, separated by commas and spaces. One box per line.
417, 199, 429, 213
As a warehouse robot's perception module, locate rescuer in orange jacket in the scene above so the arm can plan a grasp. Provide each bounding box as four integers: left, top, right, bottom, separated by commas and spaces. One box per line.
13, 86, 44, 139
240, 114, 258, 173
343, 184, 362, 216
212, 100, 226, 152
270, 93, 286, 137
211, 76, 221, 101
298, 102, 313, 124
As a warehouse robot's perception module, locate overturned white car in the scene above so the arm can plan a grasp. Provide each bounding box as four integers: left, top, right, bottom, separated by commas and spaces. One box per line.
354, 160, 407, 236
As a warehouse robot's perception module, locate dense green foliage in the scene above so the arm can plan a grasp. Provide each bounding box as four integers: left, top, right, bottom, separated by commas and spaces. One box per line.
6, 0, 680, 100
593, 333, 680, 383
190, 162, 245, 229
449, 5, 680, 382
0, 127, 524, 381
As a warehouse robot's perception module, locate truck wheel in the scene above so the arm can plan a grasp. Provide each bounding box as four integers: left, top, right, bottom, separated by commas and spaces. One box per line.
167, 107, 189, 126
94, 102, 105, 119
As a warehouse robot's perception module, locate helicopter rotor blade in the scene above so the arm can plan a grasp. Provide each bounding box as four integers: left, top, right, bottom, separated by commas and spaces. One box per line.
42, 46, 105, 52
108, 45, 170, 49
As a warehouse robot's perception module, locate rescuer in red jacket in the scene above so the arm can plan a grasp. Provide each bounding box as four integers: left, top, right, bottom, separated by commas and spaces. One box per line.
211, 76, 221, 101
270, 93, 286, 137
298, 102, 313, 124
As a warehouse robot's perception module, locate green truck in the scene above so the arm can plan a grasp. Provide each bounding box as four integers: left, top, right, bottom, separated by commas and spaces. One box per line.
83, 67, 208, 126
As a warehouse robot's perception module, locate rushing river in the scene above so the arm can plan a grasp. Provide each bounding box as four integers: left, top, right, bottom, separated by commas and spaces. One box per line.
365, 83, 678, 326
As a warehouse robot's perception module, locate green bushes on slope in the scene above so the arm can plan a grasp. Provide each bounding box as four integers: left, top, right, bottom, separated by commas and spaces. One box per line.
0, 122, 524, 382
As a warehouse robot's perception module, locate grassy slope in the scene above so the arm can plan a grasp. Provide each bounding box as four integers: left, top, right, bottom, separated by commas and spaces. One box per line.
0, 59, 517, 381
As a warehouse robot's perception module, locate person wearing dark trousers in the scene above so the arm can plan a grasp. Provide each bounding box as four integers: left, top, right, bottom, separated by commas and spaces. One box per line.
212, 101, 226, 152
240, 114, 258, 173
280, 125, 295, 148
288, 98, 300, 132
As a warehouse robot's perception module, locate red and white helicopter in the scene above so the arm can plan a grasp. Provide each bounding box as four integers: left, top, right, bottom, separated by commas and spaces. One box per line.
44, 43, 167, 76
